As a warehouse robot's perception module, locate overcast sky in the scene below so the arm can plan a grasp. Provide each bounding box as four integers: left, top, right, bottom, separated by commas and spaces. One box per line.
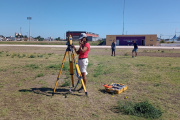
0, 0, 180, 39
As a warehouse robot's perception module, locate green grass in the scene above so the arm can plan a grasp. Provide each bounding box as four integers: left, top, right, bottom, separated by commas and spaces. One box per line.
0, 47, 179, 120
25, 64, 40, 69
0, 41, 101, 46
61, 80, 71, 87
118, 100, 162, 119
36, 73, 44, 78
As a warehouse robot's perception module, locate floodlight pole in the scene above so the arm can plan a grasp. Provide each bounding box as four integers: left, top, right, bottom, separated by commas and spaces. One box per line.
27, 17, 32, 41
122, 0, 125, 35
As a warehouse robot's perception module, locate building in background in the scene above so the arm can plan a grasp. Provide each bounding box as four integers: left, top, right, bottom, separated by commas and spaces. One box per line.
106, 34, 157, 46
66, 31, 101, 41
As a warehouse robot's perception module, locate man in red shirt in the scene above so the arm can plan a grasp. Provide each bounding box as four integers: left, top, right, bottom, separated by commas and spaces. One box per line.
73, 33, 90, 92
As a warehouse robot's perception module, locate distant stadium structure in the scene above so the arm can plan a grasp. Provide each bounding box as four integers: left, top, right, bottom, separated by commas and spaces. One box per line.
66, 31, 102, 41
106, 34, 157, 46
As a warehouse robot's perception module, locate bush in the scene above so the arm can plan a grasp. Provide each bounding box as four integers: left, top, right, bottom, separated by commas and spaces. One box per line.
118, 100, 162, 119
29, 54, 36, 58
37, 54, 43, 58
160, 40, 165, 43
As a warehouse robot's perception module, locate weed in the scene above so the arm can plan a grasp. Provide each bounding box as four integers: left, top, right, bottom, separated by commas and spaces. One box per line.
0, 68, 7, 72
154, 83, 160, 87
61, 80, 70, 87
93, 64, 104, 77
38, 80, 48, 85
0, 84, 4, 88
22, 54, 26, 57
29, 54, 36, 58
161, 50, 164, 53
25, 64, 40, 69
136, 64, 145, 67
37, 54, 43, 58
63, 62, 69, 71
124, 53, 129, 56
17, 83, 23, 87
143, 50, 148, 53
48, 53, 53, 56
46, 64, 60, 70
36, 73, 44, 77
88, 63, 93, 67
0, 108, 9, 117
6, 53, 11, 56
117, 100, 162, 119
172, 67, 180, 71
11, 53, 17, 58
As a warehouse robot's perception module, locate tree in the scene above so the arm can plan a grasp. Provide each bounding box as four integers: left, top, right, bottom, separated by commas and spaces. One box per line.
55, 37, 61, 41
35, 36, 44, 41
178, 36, 180, 41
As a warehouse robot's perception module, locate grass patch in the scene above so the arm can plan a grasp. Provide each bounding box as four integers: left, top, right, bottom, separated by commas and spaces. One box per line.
25, 64, 40, 69
36, 73, 44, 78
93, 63, 104, 77
117, 100, 162, 119
28, 54, 36, 58
61, 80, 71, 87
37, 54, 43, 58
46, 64, 60, 70
0, 108, 9, 117
124, 53, 129, 56
0, 68, 7, 72
136, 64, 145, 67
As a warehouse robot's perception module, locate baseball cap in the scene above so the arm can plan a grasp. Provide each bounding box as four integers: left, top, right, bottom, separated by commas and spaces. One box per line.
79, 33, 87, 39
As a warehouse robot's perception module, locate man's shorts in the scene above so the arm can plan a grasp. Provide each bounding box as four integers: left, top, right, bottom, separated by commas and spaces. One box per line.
78, 58, 88, 75
112, 48, 116, 52
132, 48, 138, 52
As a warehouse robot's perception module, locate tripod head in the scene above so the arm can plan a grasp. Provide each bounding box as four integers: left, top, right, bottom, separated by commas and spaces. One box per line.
66, 35, 73, 51
66, 35, 73, 46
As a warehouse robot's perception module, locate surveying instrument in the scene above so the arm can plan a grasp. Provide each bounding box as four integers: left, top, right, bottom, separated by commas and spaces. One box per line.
52, 35, 88, 96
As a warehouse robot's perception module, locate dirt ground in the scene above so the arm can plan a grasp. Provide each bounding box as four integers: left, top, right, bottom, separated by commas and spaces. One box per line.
0, 46, 180, 120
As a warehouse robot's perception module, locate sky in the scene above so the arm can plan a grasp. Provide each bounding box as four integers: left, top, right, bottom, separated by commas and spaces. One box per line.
0, 0, 180, 39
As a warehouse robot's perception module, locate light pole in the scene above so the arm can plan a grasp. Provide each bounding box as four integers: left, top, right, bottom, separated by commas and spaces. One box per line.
122, 0, 125, 35
27, 17, 32, 41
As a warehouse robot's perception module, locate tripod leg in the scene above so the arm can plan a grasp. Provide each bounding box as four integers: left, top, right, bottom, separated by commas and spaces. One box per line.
68, 51, 74, 87
72, 51, 88, 96
52, 51, 67, 96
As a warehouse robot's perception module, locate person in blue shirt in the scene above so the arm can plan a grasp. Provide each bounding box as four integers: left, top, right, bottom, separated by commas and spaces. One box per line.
132, 41, 138, 58
111, 40, 116, 56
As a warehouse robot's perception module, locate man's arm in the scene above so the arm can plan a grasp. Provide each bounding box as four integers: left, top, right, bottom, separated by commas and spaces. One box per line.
80, 46, 88, 53
73, 45, 80, 54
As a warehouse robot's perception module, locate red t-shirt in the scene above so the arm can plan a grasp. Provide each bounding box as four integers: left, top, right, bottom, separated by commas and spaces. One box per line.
79, 42, 90, 59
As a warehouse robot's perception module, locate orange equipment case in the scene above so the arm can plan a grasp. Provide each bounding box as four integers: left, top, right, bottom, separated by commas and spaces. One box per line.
103, 83, 127, 94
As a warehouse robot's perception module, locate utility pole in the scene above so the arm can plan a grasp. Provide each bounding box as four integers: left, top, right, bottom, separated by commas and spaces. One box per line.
27, 17, 32, 41
122, 0, 125, 35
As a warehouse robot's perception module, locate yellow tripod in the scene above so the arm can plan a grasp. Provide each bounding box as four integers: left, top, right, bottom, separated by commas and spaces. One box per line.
52, 35, 87, 96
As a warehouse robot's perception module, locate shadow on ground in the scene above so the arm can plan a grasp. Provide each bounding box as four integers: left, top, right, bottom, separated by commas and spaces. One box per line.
19, 87, 83, 97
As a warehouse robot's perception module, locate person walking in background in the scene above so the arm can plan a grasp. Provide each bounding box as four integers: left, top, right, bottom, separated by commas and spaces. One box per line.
132, 41, 138, 58
111, 40, 116, 56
